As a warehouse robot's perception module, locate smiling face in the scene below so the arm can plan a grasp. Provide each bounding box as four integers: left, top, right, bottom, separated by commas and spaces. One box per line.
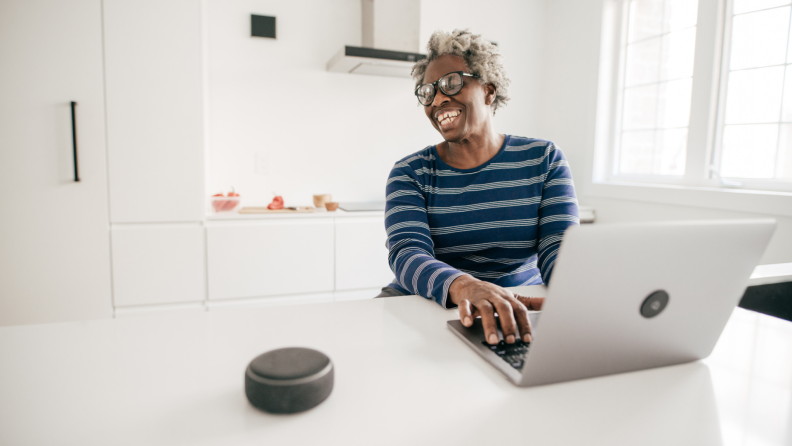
422, 55, 495, 143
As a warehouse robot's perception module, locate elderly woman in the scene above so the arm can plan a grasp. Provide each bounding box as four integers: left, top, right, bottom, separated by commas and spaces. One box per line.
378, 29, 579, 346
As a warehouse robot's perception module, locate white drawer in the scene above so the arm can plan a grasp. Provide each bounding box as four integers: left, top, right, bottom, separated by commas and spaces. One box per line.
207, 219, 334, 300
111, 224, 206, 307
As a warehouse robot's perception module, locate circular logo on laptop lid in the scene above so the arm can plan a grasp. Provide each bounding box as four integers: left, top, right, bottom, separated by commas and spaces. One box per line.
640, 290, 669, 318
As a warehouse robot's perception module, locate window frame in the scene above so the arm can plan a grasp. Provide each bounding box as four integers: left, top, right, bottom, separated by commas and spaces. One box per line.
597, 0, 792, 195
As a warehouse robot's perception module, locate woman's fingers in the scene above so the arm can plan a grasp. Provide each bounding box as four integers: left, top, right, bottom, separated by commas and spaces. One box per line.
491, 298, 519, 344
505, 295, 532, 342
458, 299, 473, 327
476, 300, 499, 345
461, 287, 539, 345
515, 295, 545, 311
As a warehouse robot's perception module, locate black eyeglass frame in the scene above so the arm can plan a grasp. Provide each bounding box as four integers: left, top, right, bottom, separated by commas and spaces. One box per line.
415, 71, 480, 106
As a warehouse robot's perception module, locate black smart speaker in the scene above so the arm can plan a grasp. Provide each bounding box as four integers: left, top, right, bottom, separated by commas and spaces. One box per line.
245, 347, 334, 414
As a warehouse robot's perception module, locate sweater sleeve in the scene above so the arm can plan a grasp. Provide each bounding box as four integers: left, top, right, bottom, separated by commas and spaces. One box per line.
385, 162, 466, 307
537, 143, 579, 284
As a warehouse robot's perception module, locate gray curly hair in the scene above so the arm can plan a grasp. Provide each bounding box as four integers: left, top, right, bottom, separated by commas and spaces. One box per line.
412, 29, 510, 114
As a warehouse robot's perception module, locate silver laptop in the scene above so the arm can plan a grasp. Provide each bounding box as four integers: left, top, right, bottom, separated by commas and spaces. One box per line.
448, 219, 776, 387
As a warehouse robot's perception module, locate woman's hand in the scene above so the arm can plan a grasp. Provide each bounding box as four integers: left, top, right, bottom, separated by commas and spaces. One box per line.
448, 275, 544, 345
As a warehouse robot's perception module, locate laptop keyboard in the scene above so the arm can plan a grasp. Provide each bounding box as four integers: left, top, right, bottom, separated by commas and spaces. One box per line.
482, 339, 531, 370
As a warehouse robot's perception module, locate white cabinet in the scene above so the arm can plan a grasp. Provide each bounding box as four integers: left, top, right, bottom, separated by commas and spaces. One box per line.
103, 0, 204, 223
207, 220, 335, 300
0, 0, 113, 326
101, 0, 207, 317
111, 225, 206, 307
335, 218, 394, 291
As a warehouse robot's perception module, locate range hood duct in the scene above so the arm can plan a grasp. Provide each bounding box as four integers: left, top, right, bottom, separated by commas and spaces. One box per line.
327, 0, 426, 78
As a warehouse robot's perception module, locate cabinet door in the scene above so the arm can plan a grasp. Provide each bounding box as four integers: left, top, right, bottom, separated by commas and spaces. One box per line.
335, 218, 394, 291
111, 225, 206, 307
103, 0, 204, 223
207, 220, 334, 300
0, 0, 112, 325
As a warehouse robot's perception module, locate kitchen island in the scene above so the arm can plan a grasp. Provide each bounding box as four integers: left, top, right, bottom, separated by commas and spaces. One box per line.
1, 286, 790, 445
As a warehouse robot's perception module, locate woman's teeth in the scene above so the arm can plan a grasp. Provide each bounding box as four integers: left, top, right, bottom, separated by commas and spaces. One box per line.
438, 111, 460, 126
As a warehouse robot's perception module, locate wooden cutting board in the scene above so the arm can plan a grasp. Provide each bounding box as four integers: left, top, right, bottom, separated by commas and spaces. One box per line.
238, 206, 316, 214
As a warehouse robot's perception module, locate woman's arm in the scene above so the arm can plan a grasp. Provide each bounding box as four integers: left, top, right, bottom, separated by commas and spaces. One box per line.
385, 161, 465, 307
537, 143, 580, 284
386, 165, 536, 344
386, 156, 538, 345
448, 142, 578, 345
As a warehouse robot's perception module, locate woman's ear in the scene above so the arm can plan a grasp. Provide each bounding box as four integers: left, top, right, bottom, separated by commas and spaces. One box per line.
484, 83, 497, 106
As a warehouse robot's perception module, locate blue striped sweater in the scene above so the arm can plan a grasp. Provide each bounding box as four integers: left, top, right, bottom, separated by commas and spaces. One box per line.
384, 135, 579, 307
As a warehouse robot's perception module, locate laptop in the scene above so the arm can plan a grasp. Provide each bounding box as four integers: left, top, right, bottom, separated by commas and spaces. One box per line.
447, 219, 776, 387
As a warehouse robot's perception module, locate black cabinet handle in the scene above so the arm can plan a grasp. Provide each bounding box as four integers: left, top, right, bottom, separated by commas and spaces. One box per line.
70, 101, 80, 182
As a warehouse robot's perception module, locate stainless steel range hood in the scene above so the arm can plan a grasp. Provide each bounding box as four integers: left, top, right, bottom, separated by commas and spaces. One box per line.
327, 46, 425, 78
327, 0, 425, 78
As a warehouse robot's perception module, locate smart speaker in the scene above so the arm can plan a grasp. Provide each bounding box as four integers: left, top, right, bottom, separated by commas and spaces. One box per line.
245, 347, 334, 414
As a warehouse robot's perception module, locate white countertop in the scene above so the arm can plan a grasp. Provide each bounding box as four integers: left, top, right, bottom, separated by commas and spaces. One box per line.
206, 208, 384, 222
205, 206, 597, 222
1, 286, 790, 445
748, 262, 792, 286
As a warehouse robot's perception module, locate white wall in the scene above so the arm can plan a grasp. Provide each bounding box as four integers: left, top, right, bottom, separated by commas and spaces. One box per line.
538, 0, 792, 265
205, 0, 791, 262
205, 0, 545, 207
535, 0, 603, 198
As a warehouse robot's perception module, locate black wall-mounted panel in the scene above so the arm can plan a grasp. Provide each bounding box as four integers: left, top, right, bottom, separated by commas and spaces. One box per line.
251, 15, 276, 39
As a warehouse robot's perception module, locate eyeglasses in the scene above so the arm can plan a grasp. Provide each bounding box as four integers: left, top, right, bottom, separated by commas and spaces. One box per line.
415, 71, 480, 106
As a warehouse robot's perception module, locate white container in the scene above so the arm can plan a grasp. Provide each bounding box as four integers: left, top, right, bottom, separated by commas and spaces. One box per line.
211, 196, 241, 212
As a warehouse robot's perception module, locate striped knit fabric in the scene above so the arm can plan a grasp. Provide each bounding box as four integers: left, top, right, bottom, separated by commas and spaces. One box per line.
384, 135, 579, 307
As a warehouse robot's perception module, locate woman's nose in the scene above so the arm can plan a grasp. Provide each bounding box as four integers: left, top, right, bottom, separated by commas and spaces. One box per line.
432, 90, 450, 107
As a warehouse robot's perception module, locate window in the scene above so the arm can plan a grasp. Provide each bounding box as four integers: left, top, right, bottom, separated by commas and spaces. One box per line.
618, 0, 698, 177
603, 0, 792, 192
716, 0, 792, 182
